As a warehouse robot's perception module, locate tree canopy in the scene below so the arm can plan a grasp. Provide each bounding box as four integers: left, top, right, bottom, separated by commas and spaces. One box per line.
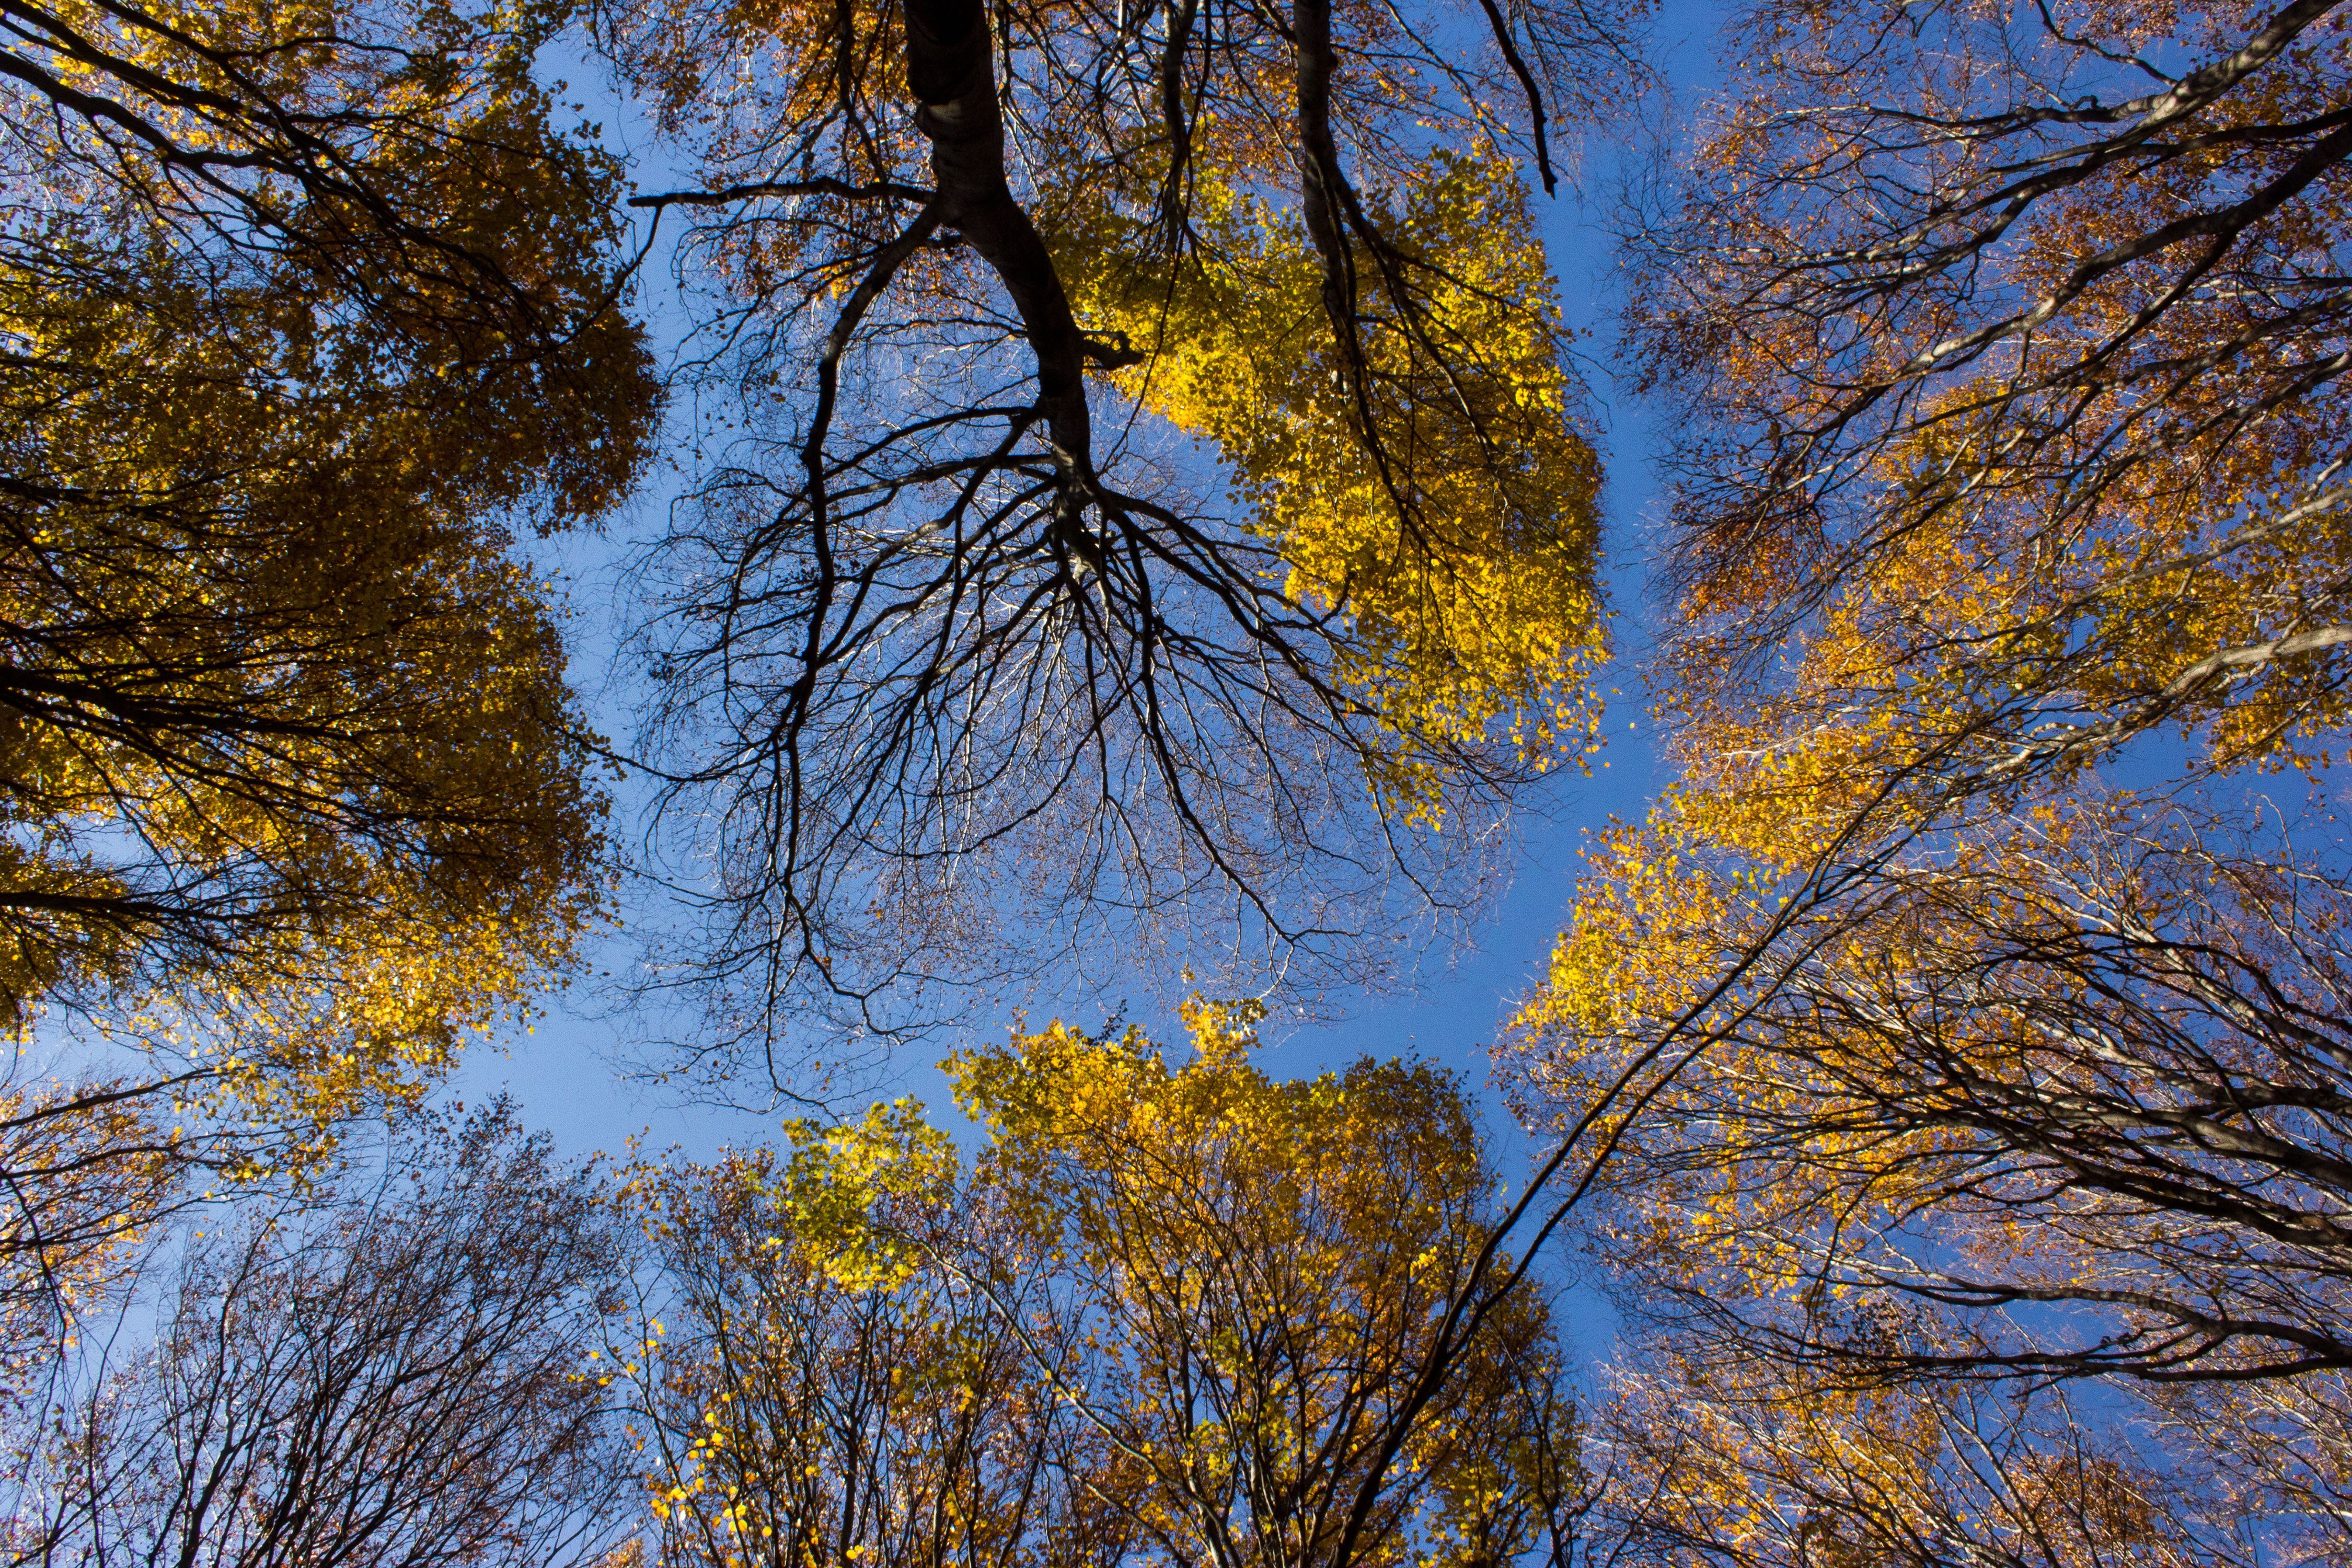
9, 1102, 636, 1567
1500, 0, 2352, 1559
0, 0, 659, 1362
624, 1005, 1580, 1568
0, 0, 659, 1062
11, 0, 2352, 1564
611, 0, 1636, 1072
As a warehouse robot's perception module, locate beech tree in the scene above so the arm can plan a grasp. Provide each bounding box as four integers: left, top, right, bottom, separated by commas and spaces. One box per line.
627, 1005, 1583, 1568
955, 1003, 1583, 1568
9, 1103, 635, 1568
0, 0, 658, 1008
602, 0, 1642, 1075
0, 0, 661, 1345
1497, 0, 2352, 1560
1514, 807, 2351, 1564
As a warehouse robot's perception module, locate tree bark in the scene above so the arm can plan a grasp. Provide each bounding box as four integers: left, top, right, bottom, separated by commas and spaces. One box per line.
903, 0, 1099, 547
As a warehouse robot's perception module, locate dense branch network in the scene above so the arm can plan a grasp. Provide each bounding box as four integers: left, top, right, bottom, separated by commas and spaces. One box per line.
1498, 3, 2352, 1559
610, 0, 1638, 1082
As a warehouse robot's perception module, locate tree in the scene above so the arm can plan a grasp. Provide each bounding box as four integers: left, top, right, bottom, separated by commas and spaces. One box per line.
0, 0, 653, 465
626, 1004, 1584, 1568
0, 0, 661, 1021
1619, 0, 2352, 787
1498, 1, 2352, 1559
1507, 807, 2352, 1562
620, 1118, 1107, 1568
0, 263, 627, 1120
601, 0, 1641, 1076
8, 1101, 636, 1568
1589, 1355, 2235, 1567
953, 1001, 1584, 1568
0, 0, 661, 1328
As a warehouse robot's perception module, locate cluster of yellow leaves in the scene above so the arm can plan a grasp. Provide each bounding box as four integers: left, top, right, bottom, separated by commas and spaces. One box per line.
771, 1099, 959, 1288
950, 996, 1489, 1282
1513, 797, 2163, 1299
633, 1000, 1576, 1568
1050, 150, 1608, 821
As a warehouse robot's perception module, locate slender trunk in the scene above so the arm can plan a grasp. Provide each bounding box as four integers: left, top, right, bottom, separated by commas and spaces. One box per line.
1291, 0, 1353, 333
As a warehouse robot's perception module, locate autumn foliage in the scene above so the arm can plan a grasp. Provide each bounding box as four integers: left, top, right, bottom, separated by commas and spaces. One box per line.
1500, 0, 2352, 1560
5, 0, 2352, 1564
624, 1005, 1581, 1568
0, 0, 658, 1367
